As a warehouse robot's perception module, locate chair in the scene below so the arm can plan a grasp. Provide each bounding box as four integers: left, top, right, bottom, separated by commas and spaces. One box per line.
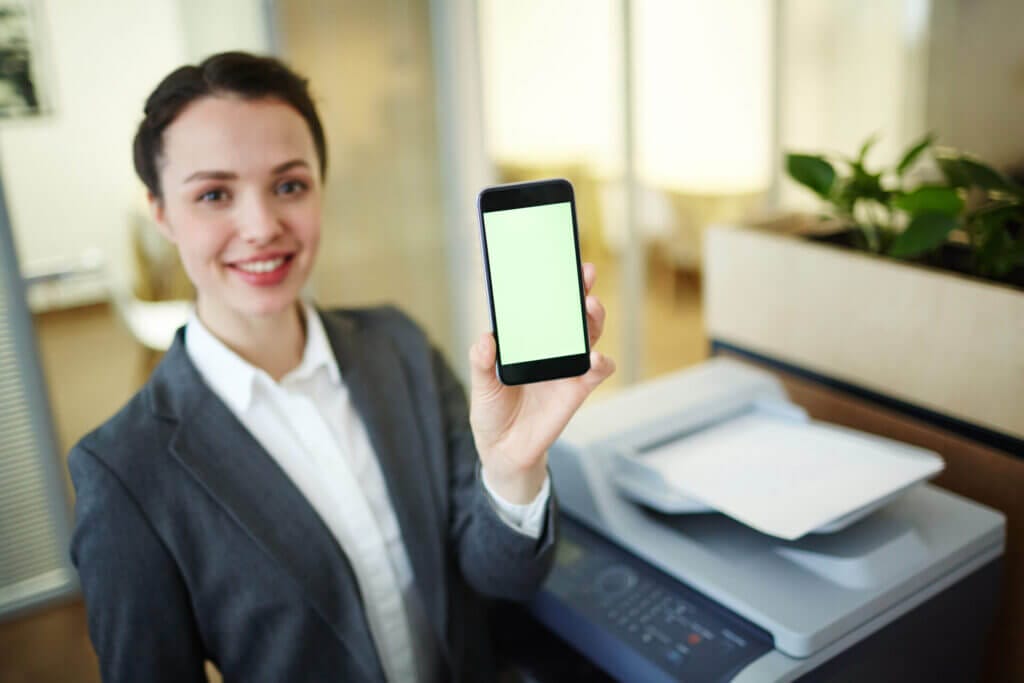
109, 208, 193, 374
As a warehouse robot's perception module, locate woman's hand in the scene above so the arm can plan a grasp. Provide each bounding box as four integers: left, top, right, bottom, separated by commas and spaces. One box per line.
468, 262, 615, 503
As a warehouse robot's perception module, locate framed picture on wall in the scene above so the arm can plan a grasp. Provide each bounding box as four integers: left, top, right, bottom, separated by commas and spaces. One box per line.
0, 0, 50, 118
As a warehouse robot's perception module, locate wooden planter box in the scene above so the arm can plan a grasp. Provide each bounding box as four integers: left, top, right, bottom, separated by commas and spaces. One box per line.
703, 224, 1024, 448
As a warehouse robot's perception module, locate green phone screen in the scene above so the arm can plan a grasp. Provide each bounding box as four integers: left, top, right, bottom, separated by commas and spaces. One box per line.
483, 201, 586, 365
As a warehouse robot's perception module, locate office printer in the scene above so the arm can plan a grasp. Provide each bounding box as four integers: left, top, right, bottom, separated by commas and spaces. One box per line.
510, 359, 1005, 682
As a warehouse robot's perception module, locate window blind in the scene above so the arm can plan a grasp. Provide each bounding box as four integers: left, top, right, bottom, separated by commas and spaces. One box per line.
0, 174, 76, 619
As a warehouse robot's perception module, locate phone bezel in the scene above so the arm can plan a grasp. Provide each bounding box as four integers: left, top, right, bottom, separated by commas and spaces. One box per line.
477, 178, 591, 385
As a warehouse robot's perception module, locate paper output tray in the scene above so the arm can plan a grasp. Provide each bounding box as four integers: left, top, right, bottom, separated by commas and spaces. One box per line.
615, 476, 920, 534
611, 399, 945, 539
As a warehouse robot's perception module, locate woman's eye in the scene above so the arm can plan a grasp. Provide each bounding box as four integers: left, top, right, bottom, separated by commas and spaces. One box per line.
198, 189, 228, 203
277, 179, 308, 195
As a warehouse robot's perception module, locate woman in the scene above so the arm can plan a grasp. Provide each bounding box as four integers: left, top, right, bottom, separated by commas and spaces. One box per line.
69, 52, 613, 683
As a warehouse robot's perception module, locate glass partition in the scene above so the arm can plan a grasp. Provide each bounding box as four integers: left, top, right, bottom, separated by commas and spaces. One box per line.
273, 0, 455, 354
478, 0, 774, 383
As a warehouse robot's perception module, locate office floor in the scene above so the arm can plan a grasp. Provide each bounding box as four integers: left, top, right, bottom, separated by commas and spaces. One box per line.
0, 256, 708, 683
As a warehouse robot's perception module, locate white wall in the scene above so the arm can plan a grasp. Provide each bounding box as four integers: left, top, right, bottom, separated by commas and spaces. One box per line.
3, 0, 268, 310
177, 0, 268, 62
477, 0, 622, 176
478, 0, 773, 193
927, 0, 1024, 169
2, 0, 184, 307
778, 0, 931, 209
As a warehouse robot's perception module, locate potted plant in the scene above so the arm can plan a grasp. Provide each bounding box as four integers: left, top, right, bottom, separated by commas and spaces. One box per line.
703, 135, 1024, 451
784, 134, 1024, 286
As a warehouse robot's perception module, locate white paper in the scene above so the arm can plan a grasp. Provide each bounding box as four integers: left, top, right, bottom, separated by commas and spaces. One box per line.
640, 413, 944, 540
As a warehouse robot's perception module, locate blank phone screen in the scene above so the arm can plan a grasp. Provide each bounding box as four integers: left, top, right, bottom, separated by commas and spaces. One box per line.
482, 201, 586, 365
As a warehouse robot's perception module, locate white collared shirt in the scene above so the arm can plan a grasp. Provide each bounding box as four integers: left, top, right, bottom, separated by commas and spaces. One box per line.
184, 302, 549, 682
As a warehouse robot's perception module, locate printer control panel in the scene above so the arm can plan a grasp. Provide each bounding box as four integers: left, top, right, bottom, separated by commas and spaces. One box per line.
531, 517, 772, 682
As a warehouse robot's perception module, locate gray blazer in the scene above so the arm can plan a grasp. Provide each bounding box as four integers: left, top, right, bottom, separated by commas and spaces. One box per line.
69, 306, 558, 682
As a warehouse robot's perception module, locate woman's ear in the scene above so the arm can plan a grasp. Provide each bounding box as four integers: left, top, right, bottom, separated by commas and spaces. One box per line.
148, 192, 175, 243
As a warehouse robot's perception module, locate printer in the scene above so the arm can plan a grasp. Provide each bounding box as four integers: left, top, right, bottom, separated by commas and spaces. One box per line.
510, 359, 1005, 682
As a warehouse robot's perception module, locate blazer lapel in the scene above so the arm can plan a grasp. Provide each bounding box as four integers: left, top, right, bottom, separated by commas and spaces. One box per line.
320, 312, 449, 658
151, 330, 387, 682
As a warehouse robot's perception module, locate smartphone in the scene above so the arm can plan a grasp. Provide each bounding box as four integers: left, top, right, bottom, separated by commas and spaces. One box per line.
477, 178, 591, 385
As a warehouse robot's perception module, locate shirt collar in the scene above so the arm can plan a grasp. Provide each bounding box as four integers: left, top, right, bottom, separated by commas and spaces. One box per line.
184, 300, 340, 414
288, 301, 342, 386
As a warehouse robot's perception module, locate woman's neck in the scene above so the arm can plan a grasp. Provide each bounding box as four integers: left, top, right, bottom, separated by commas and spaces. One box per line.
195, 297, 306, 382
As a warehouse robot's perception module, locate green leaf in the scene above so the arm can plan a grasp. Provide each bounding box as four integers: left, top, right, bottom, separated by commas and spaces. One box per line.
786, 154, 836, 198
888, 213, 958, 258
957, 158, 1015, 192
976, 227, 1014, 276
971, 205, 1024, 275
892, 186, 964, 216
940, 155, 1021, 195
971, 203, 1022, 236
969, 200, 1021, 220
849, 164, 889, 204
1012, 237, 1024, 269
896, 133, 934, 175
857, 133, 879, 164
937, 157, 972, 188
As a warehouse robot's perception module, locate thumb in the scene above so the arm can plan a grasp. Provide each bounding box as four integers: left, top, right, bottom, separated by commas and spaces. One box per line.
468, 332, 502, 396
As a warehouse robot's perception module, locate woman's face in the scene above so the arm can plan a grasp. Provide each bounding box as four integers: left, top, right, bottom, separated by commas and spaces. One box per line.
151, 95, 322, 327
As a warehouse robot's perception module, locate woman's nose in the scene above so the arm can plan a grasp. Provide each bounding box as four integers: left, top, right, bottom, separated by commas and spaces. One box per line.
238, 196, 283, 244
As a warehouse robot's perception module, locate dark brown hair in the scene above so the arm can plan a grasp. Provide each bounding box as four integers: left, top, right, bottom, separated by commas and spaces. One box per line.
132, 51, 327, 199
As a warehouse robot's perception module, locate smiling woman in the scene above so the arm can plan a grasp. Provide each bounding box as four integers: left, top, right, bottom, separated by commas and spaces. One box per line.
149, 96, 322, 375
66, 52, 613, 683
132, 57, 327, 378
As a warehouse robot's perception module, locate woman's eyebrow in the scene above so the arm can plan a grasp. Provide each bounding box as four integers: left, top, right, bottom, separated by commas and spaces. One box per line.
181, 160, 310, 184
271, 159, 310, 174
183, 170, 236, 183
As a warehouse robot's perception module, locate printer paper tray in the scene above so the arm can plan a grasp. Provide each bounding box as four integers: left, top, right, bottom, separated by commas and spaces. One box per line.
611, 403, 944, 540
616, 476, 922, 534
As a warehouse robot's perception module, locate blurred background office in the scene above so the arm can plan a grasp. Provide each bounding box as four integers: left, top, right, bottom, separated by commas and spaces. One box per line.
1, 1, 1023, 682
